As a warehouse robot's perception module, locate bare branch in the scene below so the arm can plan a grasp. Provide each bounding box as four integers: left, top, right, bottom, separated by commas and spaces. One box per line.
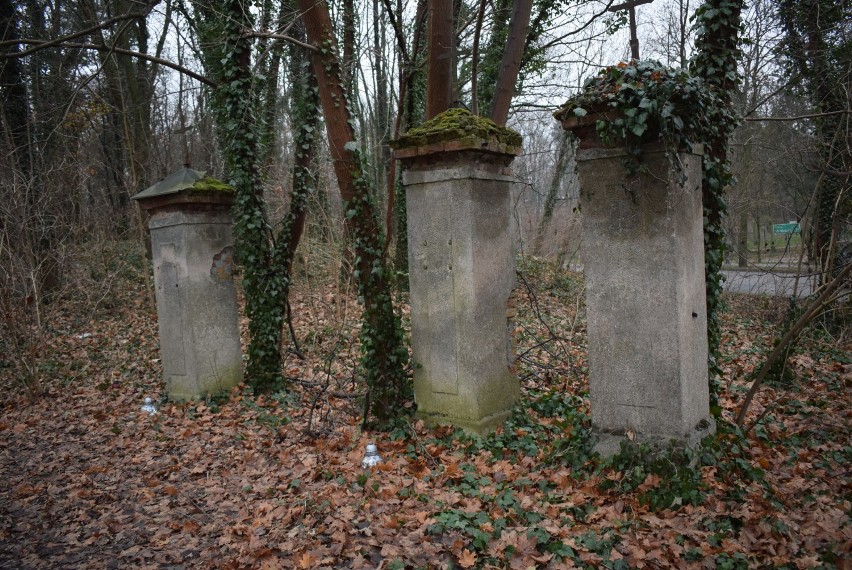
3, 39, 215, 87
244, 31, 318, 53
735, 261, 852, 427
0, 0, 160, 56
745, 110, 850, 122
377, 0, 410, 64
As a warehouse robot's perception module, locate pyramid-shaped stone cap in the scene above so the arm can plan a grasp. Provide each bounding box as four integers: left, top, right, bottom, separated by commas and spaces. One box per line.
132, 167, 234, 211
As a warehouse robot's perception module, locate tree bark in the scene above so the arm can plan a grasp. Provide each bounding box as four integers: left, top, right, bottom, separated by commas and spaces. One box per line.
778, 0, 851, 285
490, 0, 533, 126
533, 130, 572, 256
425, 0, 453, 118
0, 0, 30, 173
737, 210, 748, 267
389, 0, 427, 284
269, 15, 321, 358
342, 0, 356, 96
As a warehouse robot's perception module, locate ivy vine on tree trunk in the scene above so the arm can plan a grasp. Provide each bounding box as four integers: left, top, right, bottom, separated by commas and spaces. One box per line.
689, 0, 744, 413
297, 0, 411, 425
209, 0, 287, 391
270, 13, 322, 356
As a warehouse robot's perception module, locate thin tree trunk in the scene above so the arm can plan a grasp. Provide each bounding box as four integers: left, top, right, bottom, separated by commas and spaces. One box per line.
0, 0, 30, 174
271, 15, 320, 359
469, 0, 487, 115
342, 0, 356, 96
738, 210, 748, 267
753, 212, 762, 263
476, 0, 511, 116
533, 130, 571, 256
258, 2, 287, 168
388, 0, 427, 282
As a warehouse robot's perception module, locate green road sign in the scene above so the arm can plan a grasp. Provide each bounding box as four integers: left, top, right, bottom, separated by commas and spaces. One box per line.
772, 222, 800, 234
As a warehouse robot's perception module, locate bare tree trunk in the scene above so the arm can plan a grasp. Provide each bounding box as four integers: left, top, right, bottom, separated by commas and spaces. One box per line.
490, 0, 533, 126
257, 2, 286, 168
753, 212, 762, 263
469, 0, 487, 115
737, 210, 748, 267
373, 0, 391, 227
342, 0, 356, 96
425, 0, 453, 118
388, 0, 427, 284
0, 0, 29, 174
533, 130, 572, 256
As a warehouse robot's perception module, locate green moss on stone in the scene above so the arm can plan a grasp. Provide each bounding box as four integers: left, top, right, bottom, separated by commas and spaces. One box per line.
391, 108, 522, 149
189, 176, 234, 193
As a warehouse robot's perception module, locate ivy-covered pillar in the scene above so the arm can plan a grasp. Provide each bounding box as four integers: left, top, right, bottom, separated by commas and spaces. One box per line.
392, 109, 522, 433
133, 167, 243, 400
559, 116, 715, 455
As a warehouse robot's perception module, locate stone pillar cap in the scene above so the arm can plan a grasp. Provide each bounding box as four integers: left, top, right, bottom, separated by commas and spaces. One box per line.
132, 167, 234, 211
392, 137, 522, 161
391, 108, 522, 160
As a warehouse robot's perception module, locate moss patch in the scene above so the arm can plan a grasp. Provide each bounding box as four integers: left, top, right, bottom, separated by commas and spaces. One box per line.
391, 108, 522, 149
189, 176, 234, 193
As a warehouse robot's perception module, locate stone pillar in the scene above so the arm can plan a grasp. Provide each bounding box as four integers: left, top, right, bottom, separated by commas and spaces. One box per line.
132, 168, 243, 400
565, 123, 714, 453
395, 133, 522, 433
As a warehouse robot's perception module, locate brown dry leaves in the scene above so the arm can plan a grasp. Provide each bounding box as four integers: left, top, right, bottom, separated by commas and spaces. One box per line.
0, 271, 849, 569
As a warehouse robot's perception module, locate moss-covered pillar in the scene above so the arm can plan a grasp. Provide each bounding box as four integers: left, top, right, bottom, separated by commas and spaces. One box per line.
132, 167, 243, 400
392, 110, 522, 433
560, 113, 714, 455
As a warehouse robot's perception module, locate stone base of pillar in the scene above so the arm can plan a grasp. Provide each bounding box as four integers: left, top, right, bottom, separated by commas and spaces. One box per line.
593, 418, 716, 458
149, 208, 243, 400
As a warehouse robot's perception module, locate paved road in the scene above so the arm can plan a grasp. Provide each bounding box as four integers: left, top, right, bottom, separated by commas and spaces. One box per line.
564, 262, 816, 297
722, 269, 814, 297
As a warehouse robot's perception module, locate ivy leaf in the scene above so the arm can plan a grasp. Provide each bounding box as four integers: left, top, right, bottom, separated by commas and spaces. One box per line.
573, 107, 588, 117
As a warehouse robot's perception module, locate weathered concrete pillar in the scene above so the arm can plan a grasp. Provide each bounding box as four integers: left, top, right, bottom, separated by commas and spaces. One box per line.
392, 110, 522, 433
132, 167, 243, 400
563, 119, 714, 453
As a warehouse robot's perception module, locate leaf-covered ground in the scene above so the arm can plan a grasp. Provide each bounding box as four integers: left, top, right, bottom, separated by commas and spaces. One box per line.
1, 253, 849, 569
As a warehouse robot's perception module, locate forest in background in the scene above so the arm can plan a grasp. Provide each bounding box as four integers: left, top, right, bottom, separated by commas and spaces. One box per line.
1, 0, 847, 337
0, 0, 850, 566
